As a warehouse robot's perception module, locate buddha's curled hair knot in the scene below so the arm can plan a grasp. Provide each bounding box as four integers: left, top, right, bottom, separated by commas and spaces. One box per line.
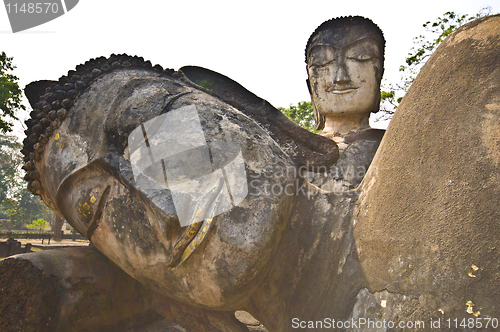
305, 15, 385, 63
22, 54, 175, 195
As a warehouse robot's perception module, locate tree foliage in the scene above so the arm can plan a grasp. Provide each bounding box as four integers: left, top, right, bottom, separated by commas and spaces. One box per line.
0, 134, 23, 203
0, 134, 52, 229
0, 52, 25, 133
379, 7, 492, 116
0, 190, 52, 230
279, 101, 317, 132
27, 218, 48, 231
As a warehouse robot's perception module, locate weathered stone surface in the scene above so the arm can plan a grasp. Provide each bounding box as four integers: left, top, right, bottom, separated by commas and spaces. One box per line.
0, 247, 156, 332
244, 129, 382, 331
0, 247, 252, 331
235, 311, 261, 326
353, 14, 500, 325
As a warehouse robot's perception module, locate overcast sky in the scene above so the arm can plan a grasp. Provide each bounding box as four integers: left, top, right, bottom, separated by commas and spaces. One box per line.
1, 0, 499, 136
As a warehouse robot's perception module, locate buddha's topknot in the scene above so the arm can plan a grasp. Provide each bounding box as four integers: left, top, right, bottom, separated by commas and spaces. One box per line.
305, 16, 385, 63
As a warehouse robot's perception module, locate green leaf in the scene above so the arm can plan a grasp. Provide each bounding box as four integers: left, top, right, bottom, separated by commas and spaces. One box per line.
280, 101, 318, 132
0, 51, 25, 133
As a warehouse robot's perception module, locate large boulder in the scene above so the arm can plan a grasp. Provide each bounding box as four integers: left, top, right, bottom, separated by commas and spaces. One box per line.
353, 15, 500, 325
0, 247, 249, 331
0, 247, 159, 332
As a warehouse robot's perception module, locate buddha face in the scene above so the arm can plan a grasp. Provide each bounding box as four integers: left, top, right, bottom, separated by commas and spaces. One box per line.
37, 69, 296, 310
307, 23, 384, 117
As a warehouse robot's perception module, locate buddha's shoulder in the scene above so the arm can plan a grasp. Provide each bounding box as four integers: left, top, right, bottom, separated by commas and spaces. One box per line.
344, 128, 385, 144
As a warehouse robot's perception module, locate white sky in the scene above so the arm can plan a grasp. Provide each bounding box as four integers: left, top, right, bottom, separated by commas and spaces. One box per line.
1, 0, 499, 137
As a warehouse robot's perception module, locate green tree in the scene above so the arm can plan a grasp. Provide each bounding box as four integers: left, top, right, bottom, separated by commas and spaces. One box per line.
0, 134, 23, 203
0, 134, 53, 229
0, 198, 19, 229
279, 101, 317, 133
16, 190, 53, 227
27, 218, 48, 231
0, 133, 25, 229
380, 7, 492, 116
0, 52, 25, 133
0, 192, 53, 230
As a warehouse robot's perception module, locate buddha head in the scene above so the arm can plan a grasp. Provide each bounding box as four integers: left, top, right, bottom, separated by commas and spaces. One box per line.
22, 55, 297, 310
305, 16, 385, 133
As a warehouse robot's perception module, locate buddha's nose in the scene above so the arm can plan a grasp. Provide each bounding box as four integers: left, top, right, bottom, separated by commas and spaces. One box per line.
334, 61, 351, 84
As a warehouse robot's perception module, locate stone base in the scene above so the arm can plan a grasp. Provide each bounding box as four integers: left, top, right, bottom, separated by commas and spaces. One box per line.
0, 247, 256, 331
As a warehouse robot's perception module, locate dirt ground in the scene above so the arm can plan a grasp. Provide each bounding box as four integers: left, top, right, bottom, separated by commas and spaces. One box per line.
16, 238, 90, 247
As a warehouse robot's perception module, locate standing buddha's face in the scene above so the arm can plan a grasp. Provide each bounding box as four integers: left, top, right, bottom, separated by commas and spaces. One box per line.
307, 23, 384, 117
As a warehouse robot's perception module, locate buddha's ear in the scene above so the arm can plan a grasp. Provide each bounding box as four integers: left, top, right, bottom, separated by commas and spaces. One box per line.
306, 78, 312, 95
24, 80, 57, 107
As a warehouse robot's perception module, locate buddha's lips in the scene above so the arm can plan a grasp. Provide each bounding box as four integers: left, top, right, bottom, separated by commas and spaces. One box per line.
329, 88, 358, 94
326, 86, 358, 94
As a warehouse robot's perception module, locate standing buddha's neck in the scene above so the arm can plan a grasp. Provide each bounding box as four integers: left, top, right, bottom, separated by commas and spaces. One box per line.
319, 113, 371, 155
321, 113, 370, 136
